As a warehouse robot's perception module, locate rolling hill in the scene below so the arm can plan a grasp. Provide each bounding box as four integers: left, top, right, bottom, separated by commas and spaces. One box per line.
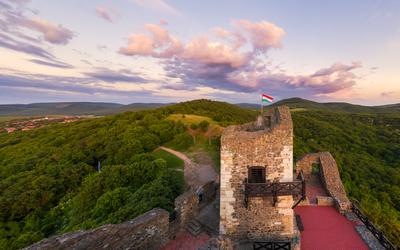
271, 97, 400, 113
0, 98, 398, 117
0, 102, 169, 116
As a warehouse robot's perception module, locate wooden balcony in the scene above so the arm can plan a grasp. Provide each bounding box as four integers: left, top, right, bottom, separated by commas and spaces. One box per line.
244, 171, 305, 208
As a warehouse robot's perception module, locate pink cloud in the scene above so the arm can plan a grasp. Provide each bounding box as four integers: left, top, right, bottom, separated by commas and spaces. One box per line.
233, 19, 285, 51
159, 19, 168, 25
119, 20, 361, 97
95, 6, 119, 23
213, 27, 246, 49
17, 18, 74, 44
119, 34, 154, 56
312, 61, 362, 77
183, 37, 247, 67
119, 23, 183, 57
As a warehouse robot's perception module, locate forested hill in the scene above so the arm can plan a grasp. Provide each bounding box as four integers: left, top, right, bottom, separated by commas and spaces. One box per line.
0, 102, 169, 116
272, 97, 400, 113
1, 98, 399, 117
0, 99, 256, 249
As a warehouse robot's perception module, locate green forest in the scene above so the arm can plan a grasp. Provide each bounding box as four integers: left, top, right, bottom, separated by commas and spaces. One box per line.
0, 100, 255, 249
0, 99, 399, 248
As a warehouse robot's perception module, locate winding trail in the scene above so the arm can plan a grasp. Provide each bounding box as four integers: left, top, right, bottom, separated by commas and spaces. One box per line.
159, 146, 218, 189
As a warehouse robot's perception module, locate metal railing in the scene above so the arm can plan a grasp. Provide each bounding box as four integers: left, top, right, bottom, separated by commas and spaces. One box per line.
352, 202, 398, 250
253, 241, 291, 250
244, 171, 305, 208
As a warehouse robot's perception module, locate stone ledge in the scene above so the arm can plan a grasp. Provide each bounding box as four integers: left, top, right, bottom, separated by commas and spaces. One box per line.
316, 196, 334, 206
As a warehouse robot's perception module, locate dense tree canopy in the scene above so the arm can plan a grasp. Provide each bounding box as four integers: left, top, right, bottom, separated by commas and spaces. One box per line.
0, 100, 256, 249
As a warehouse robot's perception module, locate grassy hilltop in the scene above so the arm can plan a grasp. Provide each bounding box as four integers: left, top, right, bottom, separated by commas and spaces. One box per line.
0, 99, 399, 248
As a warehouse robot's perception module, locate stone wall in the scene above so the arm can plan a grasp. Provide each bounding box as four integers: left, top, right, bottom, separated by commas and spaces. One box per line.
174, 188, 200, 228
319, 152, 352, 213
201, 180, 218, 203
24, 208, 169, 250
171, 181, 217, 234
296, 152, 351, 213
295, 153, 321, 179
220, 106, 295, 241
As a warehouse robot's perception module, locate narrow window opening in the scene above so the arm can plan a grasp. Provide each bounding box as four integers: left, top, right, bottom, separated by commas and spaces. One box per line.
248, 166, 266, 183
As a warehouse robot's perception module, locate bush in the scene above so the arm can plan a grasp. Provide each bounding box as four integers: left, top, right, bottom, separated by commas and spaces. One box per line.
199, 120, 210, 132
190, 123, 198, 130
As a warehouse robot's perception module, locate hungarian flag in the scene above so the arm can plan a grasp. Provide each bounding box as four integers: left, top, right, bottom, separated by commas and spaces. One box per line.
262, 94, 274, 103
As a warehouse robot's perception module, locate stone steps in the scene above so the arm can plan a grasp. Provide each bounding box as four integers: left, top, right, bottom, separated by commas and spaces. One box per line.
185, 219, 202, 236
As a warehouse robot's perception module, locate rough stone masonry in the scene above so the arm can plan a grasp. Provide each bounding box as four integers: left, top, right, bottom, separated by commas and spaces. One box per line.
219, 106, 298, 244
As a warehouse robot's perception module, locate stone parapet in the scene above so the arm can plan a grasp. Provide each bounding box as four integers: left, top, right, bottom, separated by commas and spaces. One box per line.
296, 152, 352, 213
24, 208, 169, 250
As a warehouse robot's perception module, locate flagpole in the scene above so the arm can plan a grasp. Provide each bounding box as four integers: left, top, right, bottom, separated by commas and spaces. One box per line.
261, 95, 263, 114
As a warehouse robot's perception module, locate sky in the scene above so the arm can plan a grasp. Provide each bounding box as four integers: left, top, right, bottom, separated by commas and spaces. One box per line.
0, 0, 399, 105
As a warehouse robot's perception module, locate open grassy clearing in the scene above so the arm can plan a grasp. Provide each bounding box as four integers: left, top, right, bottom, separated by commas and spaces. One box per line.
167, 114, 218, 126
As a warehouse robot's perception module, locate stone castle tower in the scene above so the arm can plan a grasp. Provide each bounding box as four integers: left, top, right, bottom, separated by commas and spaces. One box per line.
219, 106, 301, 247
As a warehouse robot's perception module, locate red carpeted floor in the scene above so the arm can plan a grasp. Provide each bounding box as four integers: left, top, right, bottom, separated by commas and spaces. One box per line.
295, 206, 368, 250
162, 232, 209, 250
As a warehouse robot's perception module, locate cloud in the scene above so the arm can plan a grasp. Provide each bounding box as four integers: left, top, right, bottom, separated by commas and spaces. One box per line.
183, 37, 248, 68
0, 74, 95, 95
119, 20, 283, 61
0, 1, 12, 9
0, 32, 73, 69
1, 2, 74, 45
4, 0, 30, 5
15, 18, 74, 44
0, 70, 154, 98
119, 20, 363, 98
381, 91, 395, 97
0, 32, 54, 59
29, 59, 73, 69
159, 19, 168, 25
84, 68, 149, 83
119, 23, 183, 57
233, 19, 285, 51
95, 5, 119, 23
132, 0, 180, 15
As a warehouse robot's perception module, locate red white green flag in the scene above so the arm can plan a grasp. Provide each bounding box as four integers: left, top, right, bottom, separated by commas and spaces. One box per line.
261, 94, 274, 103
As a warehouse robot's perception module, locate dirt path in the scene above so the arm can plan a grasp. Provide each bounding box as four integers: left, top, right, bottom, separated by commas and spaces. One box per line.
159, 146, 218, 189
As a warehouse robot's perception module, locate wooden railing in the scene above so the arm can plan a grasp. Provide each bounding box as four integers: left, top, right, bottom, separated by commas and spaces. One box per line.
253, 241, 291, 250
244, 171, 305, 208
352, 203, 398, 250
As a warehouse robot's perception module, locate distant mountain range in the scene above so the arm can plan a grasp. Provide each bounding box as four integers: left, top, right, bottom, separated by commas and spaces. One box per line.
0, 102, 169, 116
0, 98, 398, 116
240, 98, 400, 113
